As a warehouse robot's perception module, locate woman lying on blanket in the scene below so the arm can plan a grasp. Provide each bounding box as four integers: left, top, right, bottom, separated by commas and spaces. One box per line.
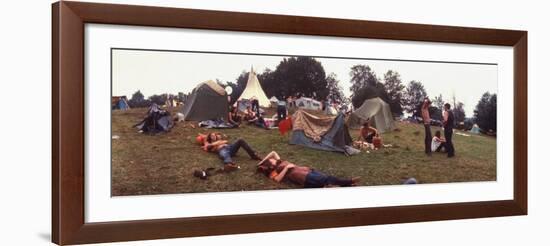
203, 132, 262, 171
256, 151, 360, 188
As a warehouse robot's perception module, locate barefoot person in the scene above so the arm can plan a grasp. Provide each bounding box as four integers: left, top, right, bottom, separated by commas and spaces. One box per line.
203, 132, 261, 171
360, 121, 378, 144
421, 98, 432, 155
443, 103, 455, 157
256, 151, 360, 188
431, 130, 447, 153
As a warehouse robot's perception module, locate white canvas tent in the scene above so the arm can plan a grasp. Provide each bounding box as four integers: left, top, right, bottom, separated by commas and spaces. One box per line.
237, 67, 270, 107
348, 97, 396, 133
295, 97, 322, 111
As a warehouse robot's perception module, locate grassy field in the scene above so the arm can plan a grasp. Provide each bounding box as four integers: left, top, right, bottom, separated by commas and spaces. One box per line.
111, 107, 496, 196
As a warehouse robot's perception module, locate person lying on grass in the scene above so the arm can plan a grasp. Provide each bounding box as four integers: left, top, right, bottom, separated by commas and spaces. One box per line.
203, 132, 262, 171
256, 151, 360, 188
431, 130, 447, 153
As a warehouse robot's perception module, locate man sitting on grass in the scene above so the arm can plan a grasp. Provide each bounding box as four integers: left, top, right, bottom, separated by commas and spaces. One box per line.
257, 151, 360, 188
203, 132, 262, 171
360, 121, 378, 143
358, 121, 382, 150
431, 130, 447, 153
244, 106, 267, 129
227, 106, 241, 127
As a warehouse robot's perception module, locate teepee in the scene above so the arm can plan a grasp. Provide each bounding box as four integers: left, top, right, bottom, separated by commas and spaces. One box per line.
237, 67, 270, 107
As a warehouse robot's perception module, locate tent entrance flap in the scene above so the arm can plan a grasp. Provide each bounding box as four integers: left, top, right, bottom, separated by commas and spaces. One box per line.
290, 110, 352, 153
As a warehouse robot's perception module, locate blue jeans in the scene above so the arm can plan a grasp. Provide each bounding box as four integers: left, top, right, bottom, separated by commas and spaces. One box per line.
218, 139, 257, 164
304, 170, 353, 188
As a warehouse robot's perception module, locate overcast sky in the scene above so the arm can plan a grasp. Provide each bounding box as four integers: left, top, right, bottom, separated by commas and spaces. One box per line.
112, 49, 497, 117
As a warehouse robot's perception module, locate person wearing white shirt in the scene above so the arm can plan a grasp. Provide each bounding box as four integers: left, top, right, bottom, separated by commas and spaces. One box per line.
431, 130, 447, 153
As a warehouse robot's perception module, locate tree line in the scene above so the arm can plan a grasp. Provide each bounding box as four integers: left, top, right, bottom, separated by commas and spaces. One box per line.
126, 56, 496, 132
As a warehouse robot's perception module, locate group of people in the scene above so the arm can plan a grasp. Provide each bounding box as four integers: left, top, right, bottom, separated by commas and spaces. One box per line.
227, 97, 269, 129
200, 132, 360, 188
228, 96, 293, 130
196, 96, 457, 189
421, 98, 455, 158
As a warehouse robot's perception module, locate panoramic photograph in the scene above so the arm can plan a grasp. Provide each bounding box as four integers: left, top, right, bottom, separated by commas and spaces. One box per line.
111, 48, 497, 196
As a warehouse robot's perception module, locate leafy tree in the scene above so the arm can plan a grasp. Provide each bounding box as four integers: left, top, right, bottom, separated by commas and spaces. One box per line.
383, 70, 405, 116
130, 90, 144, 103
453, 102, 466, 123
474, 92, 497, 132
257, 57, 328, 100
349, 65, 379, 98
325, 73, 345, 103
403, 80, 428, 114
229, 58, 329, 103
432, 94, 445, 112
148, 94, 167, 106
128, 90, 150, 108
258, 68, 277, 97
351, 82, 390, 109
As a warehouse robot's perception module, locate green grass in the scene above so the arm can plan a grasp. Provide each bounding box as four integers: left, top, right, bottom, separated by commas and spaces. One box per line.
111, 107, 496, 196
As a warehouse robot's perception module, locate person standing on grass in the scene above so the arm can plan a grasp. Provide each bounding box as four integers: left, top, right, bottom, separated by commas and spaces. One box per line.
421, 98, 432, 156
256, 151, 360, 188
443, 103, 455, 157
276, 96, 288, 123
250, 97, 260, 115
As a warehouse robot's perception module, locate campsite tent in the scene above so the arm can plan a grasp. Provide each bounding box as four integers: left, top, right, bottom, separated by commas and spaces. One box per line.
290, 110, 353, 153
348, 97, 395, 133
470, 124, 481, 134
134, 103, 174, 134
237, 67, 270, 107
181, 80, 228, 121
112, 96, 130, 110
295, 97, 322, 111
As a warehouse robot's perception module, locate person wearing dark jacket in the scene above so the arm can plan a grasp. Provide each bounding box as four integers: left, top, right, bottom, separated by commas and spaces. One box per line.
443, 103, 455, 157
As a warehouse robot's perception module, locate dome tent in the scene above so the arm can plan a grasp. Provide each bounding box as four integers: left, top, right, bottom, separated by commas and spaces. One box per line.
289, 110, 354, 154
348, 97, 396, 133
181, 80, 228, 121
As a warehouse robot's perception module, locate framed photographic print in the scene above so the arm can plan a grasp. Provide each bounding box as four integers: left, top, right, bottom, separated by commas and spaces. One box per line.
52, 1, 527, 245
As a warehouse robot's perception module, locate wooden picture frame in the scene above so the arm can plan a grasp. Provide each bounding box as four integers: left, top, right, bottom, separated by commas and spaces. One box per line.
52, 1, 527, 245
